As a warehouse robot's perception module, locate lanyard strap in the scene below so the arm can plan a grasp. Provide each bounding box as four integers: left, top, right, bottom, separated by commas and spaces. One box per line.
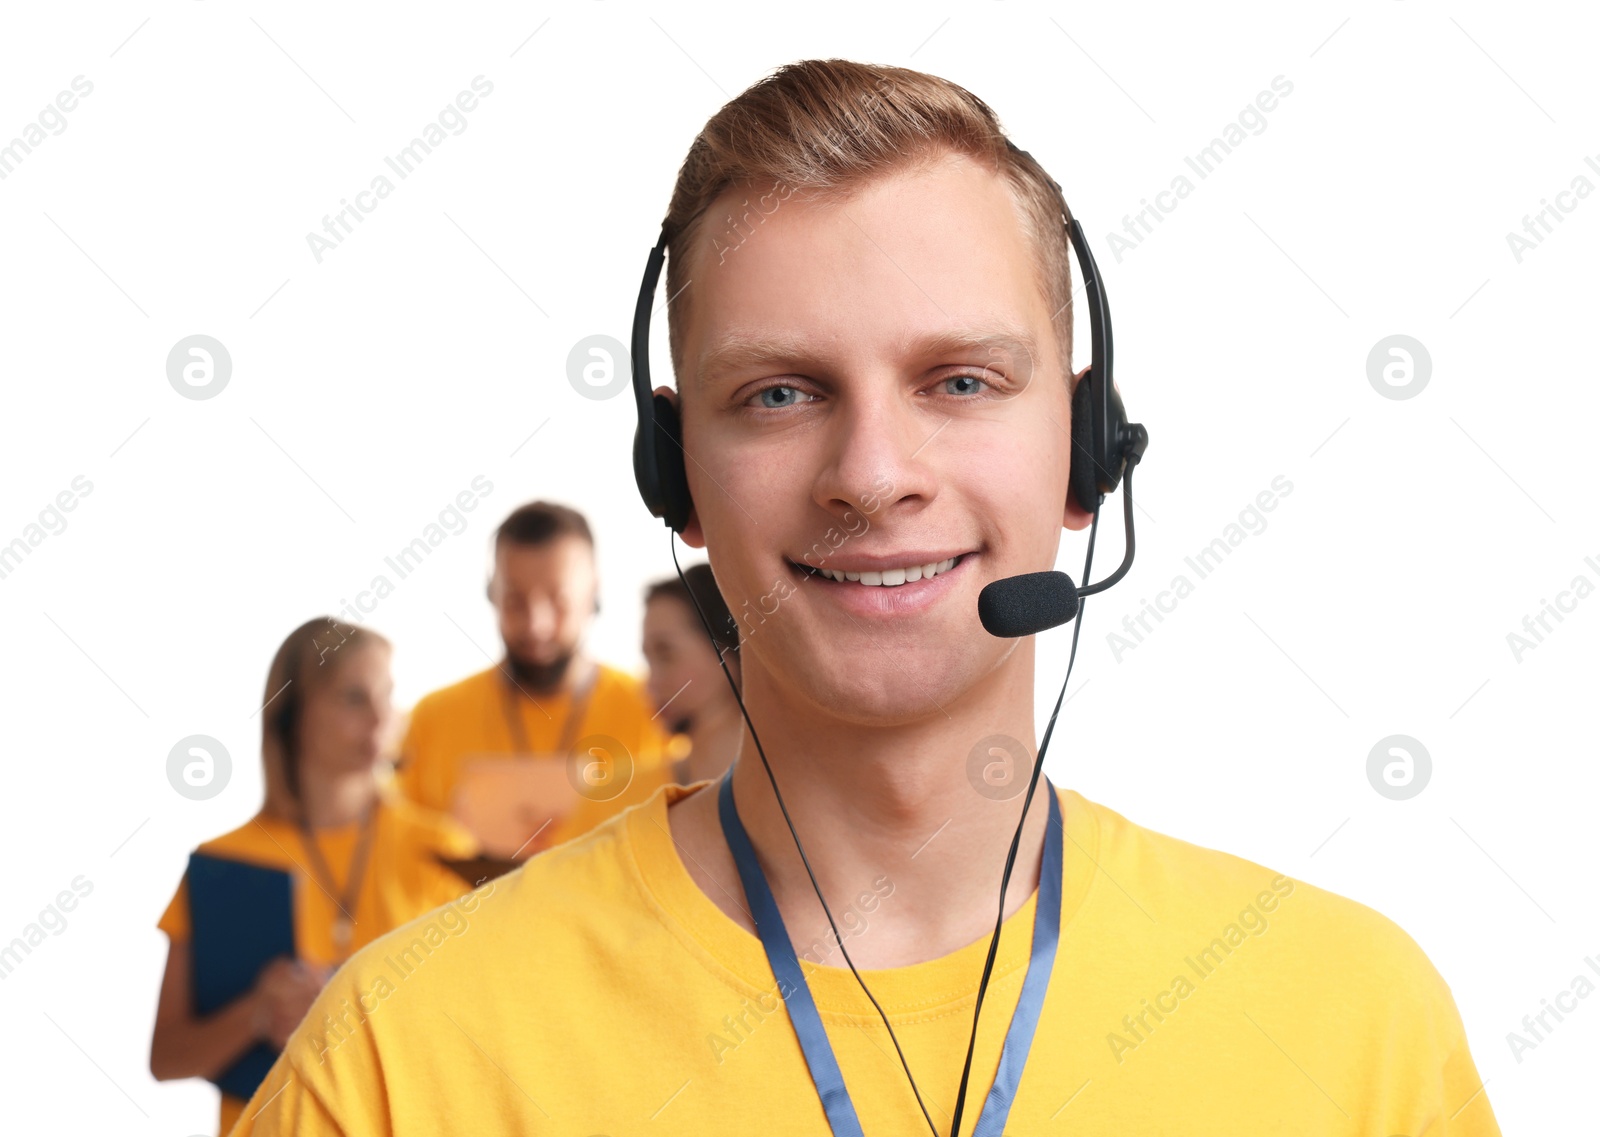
717, 773, 1063, 1137
500, 659, 598, 757
295, 799, 378, 960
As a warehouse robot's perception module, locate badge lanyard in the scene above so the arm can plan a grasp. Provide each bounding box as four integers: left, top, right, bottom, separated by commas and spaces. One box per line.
717, 773, 1064, 1137
499, 659, 598, 758
295, 800, 378, 961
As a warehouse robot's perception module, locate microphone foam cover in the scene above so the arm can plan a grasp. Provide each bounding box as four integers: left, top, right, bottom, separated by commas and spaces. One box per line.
978, 571, 1080, 638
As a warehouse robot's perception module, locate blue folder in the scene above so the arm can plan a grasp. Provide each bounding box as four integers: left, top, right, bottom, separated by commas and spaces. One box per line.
186, 851, 297, 1102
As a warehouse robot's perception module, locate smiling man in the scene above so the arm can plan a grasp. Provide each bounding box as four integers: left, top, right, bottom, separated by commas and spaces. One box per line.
229, 59, 1499, 1136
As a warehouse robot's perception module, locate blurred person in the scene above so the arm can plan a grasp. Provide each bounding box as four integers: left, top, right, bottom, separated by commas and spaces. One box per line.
149, 618, 479, 1137
395, 501, 672, 857
642, 562, 743, 785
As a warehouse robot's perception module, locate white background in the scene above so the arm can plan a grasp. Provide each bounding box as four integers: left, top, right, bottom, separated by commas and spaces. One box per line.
0, 1, 1594, 1131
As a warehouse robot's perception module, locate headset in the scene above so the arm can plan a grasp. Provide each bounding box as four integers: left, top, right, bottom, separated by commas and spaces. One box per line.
628, 140, 1148, 1136
633, 142, 1144, 534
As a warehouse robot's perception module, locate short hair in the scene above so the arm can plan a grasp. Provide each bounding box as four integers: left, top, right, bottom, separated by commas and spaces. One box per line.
662, 58, 1075, 387
647, 563, 740, 657
494, 501, 594, 553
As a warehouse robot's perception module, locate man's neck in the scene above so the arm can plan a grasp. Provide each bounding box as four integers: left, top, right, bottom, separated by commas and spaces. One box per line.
680, 696, 744, 784
668, 645, 1050, 970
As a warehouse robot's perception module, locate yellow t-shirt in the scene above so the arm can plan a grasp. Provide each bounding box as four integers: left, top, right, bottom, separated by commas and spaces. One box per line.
224, 783, 1501, 1136
158, 792, 479, 1137
394, 661, 675, 850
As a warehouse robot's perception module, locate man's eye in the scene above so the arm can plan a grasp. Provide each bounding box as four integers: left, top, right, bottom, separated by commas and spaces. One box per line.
941, 374, 991, 396
753, 385, 812, 409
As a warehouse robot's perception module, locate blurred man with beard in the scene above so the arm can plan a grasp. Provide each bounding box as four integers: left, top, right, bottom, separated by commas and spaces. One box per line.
395, 501, 675, 856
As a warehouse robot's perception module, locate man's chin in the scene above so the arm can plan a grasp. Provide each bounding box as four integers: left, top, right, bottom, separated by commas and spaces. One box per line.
785, 657, 969, 727
505, 651, 575, 692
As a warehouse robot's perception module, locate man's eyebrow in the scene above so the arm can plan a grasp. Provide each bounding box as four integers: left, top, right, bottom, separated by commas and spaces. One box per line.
696, 332, 816, 387
900, 326, 1040, 368
696, 326, 1039, 387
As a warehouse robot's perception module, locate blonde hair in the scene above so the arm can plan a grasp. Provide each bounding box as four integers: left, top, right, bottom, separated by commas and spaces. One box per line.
662, 58, 1076, 387
260, 617, 391, 819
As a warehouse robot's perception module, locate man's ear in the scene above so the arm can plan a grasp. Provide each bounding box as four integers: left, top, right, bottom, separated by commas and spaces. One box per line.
654, 384, 706, 548
1063, 364, 1094, 533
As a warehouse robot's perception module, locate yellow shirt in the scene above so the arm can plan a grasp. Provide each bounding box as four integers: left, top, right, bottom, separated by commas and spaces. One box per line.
394, 661, 675, 850
158, 792, 479, 1137
224, 783, 1501, 1136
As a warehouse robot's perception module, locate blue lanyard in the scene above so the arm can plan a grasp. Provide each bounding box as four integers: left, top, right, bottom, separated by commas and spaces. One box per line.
717, 773, 1063, 1137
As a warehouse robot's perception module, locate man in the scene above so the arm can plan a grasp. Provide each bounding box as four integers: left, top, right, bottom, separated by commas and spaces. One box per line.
231, 60, 1499, 1135
394, 501, 673, 856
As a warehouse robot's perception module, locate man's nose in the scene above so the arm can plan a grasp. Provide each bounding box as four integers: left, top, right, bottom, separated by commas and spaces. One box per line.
525, 599, 558, 640
811, 385, 939, 516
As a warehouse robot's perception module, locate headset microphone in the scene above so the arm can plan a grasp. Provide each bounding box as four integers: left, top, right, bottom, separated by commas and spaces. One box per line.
978, 414, 1148, 639
978, 571, 1080, 637
631, 138, 1149, 1137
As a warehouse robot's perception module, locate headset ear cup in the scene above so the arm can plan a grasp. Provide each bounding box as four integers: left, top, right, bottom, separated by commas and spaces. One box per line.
651, 392, 693, 534
1069, 374, 1101, 513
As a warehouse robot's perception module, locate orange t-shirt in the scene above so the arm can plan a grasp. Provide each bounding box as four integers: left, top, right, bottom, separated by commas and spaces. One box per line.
157, 792, 479, 1137
394, 661, 678, 851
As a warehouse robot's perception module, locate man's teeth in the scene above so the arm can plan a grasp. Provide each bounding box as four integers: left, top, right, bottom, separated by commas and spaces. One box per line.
816, 558, 958, 586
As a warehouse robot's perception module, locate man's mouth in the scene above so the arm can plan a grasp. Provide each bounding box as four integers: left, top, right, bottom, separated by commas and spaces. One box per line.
789, 553, 971, 588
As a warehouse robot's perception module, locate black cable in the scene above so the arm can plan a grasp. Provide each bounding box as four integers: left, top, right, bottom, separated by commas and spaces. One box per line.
667, 538, 942, 1136
946, 492, 1103, 1137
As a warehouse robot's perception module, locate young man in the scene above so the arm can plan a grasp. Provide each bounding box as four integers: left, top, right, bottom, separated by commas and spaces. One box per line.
229, 60, 1500, 1135
394, 501, 674, 856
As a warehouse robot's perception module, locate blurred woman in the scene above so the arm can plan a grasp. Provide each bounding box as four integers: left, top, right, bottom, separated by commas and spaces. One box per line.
149, 618, 479, 1137
642, 563, 744, 785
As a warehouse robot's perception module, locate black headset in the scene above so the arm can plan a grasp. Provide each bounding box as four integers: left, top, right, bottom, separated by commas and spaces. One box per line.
632, 140, 1142, 534
626, 141, 1148, 1137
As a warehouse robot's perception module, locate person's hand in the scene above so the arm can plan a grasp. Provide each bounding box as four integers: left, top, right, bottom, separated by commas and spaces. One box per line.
250, 957, 328, 1050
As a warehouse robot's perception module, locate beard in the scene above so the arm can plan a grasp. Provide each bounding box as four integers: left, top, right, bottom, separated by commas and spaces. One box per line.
504, 647, 576, 692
